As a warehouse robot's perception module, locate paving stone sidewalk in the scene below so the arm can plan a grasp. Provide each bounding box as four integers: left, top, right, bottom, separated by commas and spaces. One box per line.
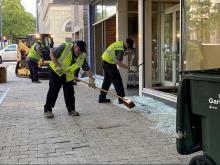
0, 63, 194, 164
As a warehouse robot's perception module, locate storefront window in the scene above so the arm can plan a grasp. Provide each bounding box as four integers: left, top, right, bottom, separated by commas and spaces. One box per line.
65, 21, 72, 32
103, 0, 116, 19
152, 2, 161, 82
183, 0, 220, 70
93, 2, 102, 23
93, 0, 116, 24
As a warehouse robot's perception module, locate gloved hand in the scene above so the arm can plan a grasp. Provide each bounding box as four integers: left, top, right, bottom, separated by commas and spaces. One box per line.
129, 65, 138, 72
56, 65, 62, 74
88, 76, 96, 89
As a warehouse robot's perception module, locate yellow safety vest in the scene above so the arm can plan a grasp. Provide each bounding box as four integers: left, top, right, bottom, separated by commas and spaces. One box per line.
50, 43, 85, 82
28, 43, 42, 61
102, 41, 124, 64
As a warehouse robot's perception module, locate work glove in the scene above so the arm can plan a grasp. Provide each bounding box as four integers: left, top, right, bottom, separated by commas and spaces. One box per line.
129, 65, 138, 72
56, 65, 62, 74
88, 76, 96, 89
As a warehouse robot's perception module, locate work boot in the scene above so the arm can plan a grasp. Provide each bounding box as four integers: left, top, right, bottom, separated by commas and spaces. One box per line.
98, 97, 111, 103
44, 111, 54, 118
68, 110, 80, 116
33, 80, 41, 83
118, 99, 123, 104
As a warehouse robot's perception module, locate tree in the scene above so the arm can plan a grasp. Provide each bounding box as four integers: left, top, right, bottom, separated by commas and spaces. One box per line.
2, 0, 35, 40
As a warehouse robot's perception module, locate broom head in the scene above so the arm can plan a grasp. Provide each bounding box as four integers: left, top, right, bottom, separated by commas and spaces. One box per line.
123, 97, 135, 109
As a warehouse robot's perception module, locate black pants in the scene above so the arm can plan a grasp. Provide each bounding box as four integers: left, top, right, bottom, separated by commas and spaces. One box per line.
74, 68, 80, 78
99, 61, 125, 101
28, 59, 39, 82
44, 69, 75, 112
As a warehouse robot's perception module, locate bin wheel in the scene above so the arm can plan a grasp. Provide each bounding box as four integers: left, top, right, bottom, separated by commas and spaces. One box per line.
189, 155, 216, 165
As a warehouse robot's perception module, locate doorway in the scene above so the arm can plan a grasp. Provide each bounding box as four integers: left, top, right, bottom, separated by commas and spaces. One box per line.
162, 4, 180, 86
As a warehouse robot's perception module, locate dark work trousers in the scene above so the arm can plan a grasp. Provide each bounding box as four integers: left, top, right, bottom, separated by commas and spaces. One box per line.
74, 68, 80, 78
99, 61, 125, 101
28, 59, 39, 82
44, 69, 75, 112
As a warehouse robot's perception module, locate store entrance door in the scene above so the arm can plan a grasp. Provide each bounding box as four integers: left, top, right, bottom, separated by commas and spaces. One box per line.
162, 5, 180, 86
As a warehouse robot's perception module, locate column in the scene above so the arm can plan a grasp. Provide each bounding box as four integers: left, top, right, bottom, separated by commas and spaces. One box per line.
138, 0, 144, 96
116, 0, 128, 89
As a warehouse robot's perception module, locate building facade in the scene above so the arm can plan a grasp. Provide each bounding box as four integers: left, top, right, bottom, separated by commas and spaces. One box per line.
40, 0, 181, 105
36, 0, 72, 46
70, 0, 180, 104
39, 0, 220, 106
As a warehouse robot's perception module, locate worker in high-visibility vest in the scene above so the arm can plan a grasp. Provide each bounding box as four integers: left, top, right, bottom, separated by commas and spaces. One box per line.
99, 38, 137, 104
44, 40, 95, 118
27, 40, 43, 83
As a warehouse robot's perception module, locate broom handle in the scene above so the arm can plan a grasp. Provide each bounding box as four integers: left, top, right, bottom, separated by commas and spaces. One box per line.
74, 77, 125, 100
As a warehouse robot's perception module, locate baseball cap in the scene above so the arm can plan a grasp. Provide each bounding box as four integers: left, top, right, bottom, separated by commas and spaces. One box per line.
126, 38, 134, 50
76, 40, 86, 53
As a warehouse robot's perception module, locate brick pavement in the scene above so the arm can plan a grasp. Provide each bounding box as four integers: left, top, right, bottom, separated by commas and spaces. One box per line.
0, 63, 194, 164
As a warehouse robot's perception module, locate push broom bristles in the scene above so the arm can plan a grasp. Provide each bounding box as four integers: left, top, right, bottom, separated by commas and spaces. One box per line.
123, 97, 135, 109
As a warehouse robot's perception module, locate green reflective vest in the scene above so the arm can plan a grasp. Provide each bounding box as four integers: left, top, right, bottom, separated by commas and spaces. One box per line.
102, 41, 124, 64
28, 43, 42, 61
50, 43, 85, 82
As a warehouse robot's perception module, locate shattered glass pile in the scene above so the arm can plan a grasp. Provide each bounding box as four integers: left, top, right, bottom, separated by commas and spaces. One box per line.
113, 96, 176, 136
82, 75, 176, 136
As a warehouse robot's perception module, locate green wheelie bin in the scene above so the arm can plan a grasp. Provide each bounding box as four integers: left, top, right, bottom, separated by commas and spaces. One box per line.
176, 69, 220, 165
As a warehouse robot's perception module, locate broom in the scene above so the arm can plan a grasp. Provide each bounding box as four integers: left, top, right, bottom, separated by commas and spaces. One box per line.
74, 77, 135, 109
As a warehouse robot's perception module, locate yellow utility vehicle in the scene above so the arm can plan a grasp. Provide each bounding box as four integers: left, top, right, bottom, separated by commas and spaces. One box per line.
15, 33, 54, 77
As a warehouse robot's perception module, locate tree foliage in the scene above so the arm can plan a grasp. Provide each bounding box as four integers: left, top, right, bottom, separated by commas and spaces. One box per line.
2, 0, 35, 39
186, 0, 220, 42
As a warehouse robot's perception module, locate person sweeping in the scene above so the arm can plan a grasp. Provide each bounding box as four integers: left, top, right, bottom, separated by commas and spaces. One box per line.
44, 41, 95, 118
98, 38, 137, 104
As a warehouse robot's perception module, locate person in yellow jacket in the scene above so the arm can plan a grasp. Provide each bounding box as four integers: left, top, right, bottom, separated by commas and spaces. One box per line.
99, 38, 136, 104
27, 40, 43, 83
44, 40, 95, 118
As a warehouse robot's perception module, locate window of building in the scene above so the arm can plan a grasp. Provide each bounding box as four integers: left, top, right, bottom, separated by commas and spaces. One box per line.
183, 0, 220, 71
152, 2, 161, 82
92, 0, 117, 24
103, 0, 117, 19
65, 21, 72, 32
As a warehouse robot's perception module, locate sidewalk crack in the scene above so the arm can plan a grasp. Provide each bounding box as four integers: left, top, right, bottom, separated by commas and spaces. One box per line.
72, 145, 89, 150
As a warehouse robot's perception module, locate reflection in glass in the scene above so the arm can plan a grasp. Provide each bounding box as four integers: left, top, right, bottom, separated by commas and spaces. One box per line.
183, 0, 220, 70
152, 11, 160, 81
103, 5, 116, 19
164, 13, 173, 81
93, 0, 116, 24
94, 3, 102, 23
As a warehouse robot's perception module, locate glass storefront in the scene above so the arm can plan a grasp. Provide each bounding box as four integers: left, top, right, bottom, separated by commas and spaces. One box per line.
92, 0, 117, 24
152, 3, 161, 82
152, 2, 179, 85
183, 0, 220, 71
92, 0, 117, 75
93, 1, 102, 23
